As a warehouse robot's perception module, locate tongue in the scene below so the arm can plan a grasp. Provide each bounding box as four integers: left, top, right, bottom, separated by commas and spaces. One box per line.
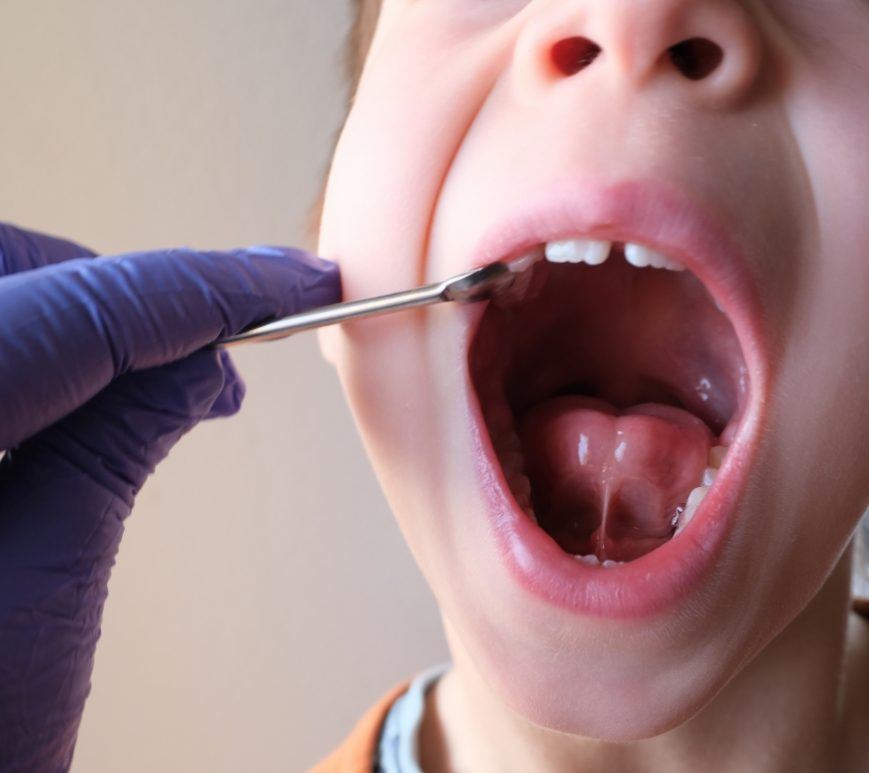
519, 396, 713, 562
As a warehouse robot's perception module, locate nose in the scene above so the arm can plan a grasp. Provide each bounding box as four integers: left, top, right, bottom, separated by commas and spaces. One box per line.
515, 0, 763, 107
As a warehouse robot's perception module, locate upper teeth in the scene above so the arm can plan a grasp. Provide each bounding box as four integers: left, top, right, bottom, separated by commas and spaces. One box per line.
545, 239, 610, 266
624, 243, 685, 271
542, 239, 685, 272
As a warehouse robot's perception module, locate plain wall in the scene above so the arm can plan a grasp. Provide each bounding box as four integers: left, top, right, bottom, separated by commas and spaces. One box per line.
0, 2, 449, 770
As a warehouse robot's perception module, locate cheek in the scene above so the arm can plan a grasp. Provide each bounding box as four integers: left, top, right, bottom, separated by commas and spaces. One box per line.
317, 6, 522, 297
771, 215, 869, 572
315, 10, 524, 564
794, 80, 869, 492
757, 79, 869, 597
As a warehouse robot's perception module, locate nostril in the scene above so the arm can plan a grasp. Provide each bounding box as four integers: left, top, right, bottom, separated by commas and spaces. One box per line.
551, 37, 602, 77
668, 38, 723, 81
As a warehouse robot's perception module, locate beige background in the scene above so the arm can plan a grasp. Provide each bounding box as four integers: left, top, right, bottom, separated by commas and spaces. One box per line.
0, 2, 449, 770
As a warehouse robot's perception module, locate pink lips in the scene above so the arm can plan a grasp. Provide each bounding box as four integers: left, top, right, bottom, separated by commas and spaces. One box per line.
463, 179, 770, 619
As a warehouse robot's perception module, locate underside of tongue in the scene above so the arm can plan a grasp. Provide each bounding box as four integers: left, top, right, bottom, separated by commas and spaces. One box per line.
519, 396, 713, 562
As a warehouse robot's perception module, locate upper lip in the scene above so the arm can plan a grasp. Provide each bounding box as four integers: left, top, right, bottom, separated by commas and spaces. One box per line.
467, 177, 770, 401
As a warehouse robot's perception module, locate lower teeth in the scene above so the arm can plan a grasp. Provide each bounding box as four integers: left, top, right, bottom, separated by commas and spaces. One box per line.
671, 445, 729, 537
574, 553, 601, 566
673, 483, 709, 537
572, 554, 626, 568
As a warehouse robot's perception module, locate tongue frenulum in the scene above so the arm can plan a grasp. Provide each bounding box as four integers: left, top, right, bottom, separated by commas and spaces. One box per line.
519, 396, 713, 563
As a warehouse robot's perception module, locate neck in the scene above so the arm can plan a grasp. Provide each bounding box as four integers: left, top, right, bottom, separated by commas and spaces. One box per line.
421, 547, 865, 773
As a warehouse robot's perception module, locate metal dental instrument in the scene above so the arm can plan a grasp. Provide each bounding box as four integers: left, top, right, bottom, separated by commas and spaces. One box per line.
215, 258, 529, 347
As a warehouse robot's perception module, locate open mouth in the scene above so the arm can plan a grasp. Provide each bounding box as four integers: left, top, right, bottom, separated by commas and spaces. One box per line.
469, 238, 749, 568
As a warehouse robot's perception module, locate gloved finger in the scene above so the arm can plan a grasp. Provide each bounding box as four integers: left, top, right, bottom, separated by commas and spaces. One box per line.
206, 349, 247, 419
0, 245, 340, 450
0, 351, 232, 768
0, 222, 97, 276
30, 350, 241, 504
0, 350, 231, 615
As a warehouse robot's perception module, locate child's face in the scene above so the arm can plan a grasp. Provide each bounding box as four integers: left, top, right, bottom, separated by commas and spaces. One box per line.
318, 0, 869, 738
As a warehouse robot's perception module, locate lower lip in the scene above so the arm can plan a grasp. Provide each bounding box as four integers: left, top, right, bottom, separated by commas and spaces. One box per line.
470, 399, 760, 619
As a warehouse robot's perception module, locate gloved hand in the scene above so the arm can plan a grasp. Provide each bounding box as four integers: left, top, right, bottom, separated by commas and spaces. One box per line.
0, 223, 340, 771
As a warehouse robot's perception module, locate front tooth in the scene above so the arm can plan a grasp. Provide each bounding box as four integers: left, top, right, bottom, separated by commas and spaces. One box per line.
702, 467, 717, 486
624, 243, 650, 267
624, 243, 685, 272
545, 239, 611, 265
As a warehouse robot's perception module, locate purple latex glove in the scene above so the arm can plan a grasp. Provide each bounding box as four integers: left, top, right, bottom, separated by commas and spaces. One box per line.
0, 223, 340, 771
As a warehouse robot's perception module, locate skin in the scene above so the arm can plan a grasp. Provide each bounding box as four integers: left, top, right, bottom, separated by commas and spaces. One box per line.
317, 1, 869, 770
